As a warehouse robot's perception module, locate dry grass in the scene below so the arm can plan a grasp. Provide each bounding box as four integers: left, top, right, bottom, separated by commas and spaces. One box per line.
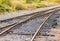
0, 0, 60, 14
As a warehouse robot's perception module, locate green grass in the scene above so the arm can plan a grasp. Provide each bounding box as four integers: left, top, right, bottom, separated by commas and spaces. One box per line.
0, 0, 60, 14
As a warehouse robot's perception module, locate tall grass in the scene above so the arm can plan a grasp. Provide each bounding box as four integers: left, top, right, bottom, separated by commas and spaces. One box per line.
0, 0, 60, 13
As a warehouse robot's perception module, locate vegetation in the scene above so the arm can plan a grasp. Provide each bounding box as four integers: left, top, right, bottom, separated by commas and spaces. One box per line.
0, 0, 60, 14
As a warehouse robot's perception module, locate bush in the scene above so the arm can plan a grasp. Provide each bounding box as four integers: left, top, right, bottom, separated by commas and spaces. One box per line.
0, 0, 12, 12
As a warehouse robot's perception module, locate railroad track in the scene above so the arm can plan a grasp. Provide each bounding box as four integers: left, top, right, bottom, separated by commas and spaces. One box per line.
0, 5, 60, 21
30, 12, 57, 41
0, 6, 60, 30
0, 6, 60, 41
0, 7, 60, 29
30, 9, 60, 41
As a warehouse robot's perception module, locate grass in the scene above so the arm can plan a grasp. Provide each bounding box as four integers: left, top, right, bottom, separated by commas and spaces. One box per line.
0, 0, 60, 14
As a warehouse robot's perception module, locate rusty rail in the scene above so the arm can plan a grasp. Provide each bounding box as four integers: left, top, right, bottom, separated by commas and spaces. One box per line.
0, 7, 60, 36
30, 8, 60, 41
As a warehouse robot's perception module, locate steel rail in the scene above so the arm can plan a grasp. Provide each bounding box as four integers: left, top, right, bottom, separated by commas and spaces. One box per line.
1, 6, 60, 22
30, 8, 60, 41
0, 7, 60, 35
0, 7, 59, 29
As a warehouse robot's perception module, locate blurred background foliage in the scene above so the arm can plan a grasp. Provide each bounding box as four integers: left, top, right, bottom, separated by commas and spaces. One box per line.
0, 0, 60, 13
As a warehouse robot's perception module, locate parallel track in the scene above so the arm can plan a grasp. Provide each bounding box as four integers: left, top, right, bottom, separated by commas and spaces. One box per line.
0, 7, 60, 29
0, 6, 60, 41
